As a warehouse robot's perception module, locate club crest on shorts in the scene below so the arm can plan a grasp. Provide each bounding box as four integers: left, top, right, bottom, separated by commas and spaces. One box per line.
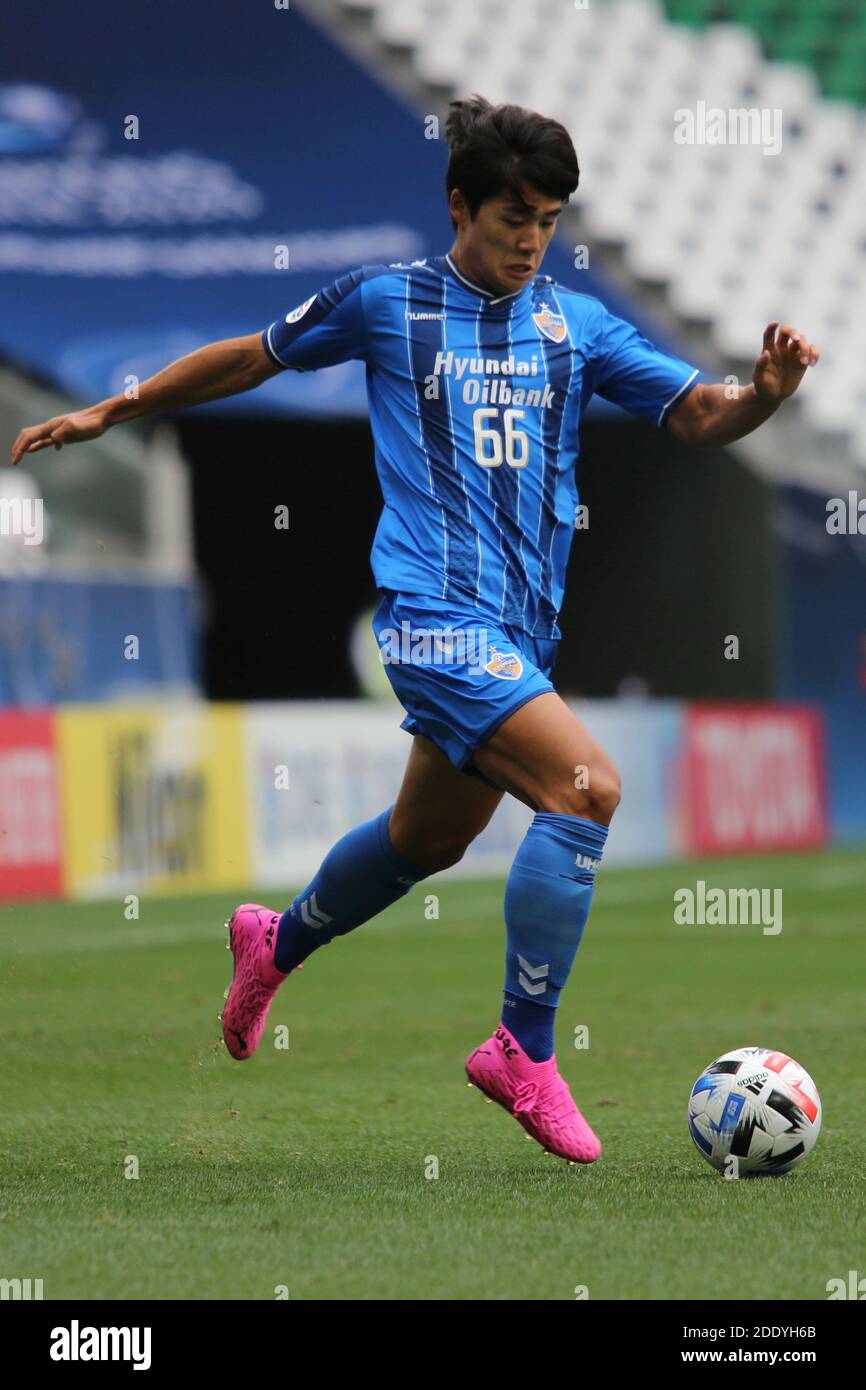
532, 303, 567, 344
485, 646, 523, 680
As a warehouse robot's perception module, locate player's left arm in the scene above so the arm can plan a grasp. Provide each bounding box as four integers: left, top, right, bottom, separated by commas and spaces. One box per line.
666, 321, 820, 448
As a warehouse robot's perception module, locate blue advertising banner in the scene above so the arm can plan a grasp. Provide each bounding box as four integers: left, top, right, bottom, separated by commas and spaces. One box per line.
775, 485, 866, 840
0, 575, 200, 703
0, 1, 703, 418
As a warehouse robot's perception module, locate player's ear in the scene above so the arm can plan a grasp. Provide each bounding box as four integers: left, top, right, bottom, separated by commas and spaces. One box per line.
449, 188, 470, 227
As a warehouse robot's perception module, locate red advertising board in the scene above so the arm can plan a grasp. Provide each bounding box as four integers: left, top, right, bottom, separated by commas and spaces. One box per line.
681, 705, 827, 855
0, 710, 63, 899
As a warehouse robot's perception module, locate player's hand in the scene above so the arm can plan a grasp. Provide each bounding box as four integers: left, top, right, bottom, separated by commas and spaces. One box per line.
11, 404, 109, 466
752, 322, 819, 402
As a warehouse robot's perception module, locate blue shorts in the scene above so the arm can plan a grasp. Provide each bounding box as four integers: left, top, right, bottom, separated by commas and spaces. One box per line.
371, 589, 558, 784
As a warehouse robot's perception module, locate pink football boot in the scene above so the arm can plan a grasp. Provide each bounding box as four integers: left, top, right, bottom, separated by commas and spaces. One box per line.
465, 1023, 602, 1164
220, 904, 301, 1061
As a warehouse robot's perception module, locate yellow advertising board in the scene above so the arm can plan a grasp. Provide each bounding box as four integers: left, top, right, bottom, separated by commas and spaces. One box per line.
56, 703, 249, 899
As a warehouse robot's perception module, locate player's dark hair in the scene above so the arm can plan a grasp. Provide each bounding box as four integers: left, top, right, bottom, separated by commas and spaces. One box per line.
444, 94, 579, 228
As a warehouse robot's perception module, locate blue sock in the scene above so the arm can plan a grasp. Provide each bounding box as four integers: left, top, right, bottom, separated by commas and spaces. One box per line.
501, 812, 608, 1062
274, 806, 430, 973
502, 993, 558, 1063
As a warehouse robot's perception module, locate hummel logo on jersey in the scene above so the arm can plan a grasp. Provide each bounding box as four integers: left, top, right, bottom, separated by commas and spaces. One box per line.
575, 854, 601, 871
517, 955, 549, 997
299, 892, 333, 930
405, 311, 446, 321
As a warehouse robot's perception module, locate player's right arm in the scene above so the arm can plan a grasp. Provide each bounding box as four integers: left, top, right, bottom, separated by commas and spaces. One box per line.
11, 266, 371, 466
11, 333, 280, 465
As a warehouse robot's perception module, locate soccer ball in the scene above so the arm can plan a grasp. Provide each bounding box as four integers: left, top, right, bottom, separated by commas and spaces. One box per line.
688, 1047, 821, 1176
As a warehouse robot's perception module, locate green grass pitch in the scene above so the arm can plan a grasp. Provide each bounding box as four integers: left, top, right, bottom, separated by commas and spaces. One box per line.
1, 848, 863, 1300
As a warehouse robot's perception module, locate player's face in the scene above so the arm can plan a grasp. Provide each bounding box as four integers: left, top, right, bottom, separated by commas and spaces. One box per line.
450, 185, 564, 296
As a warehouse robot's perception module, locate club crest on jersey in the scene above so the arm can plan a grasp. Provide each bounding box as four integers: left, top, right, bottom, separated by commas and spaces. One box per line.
485, 646, 523, 680
285, 295, 316, 324
532, 304, 567, 344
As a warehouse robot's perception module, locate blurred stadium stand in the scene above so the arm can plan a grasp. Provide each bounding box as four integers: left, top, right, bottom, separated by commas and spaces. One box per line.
0, 371, 199, 703
312, 0, 866, 479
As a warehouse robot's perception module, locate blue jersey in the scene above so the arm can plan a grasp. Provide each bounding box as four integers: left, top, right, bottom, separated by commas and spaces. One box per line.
263, 254, 701, 640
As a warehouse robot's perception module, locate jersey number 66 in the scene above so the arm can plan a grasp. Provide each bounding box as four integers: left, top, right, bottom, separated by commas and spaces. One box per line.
472, 407, 529, 469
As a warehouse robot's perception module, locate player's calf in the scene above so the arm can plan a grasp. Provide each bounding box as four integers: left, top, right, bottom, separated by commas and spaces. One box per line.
272, 806, 433, 975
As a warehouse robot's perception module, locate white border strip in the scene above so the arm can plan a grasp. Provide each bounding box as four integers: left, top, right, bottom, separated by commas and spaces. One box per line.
658, 367, 700, 427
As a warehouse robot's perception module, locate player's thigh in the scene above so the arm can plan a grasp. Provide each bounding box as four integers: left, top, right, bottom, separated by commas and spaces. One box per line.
472, 690, 621, 824
389, 734, 504, 870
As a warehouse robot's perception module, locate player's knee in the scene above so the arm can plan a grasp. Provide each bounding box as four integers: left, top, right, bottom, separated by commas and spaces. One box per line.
539, 765, 622, 825
391, 815, 472, 873
586, 769, 622, 824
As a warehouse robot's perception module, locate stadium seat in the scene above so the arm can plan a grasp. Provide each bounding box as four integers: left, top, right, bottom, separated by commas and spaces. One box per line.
352, 0, 866, 460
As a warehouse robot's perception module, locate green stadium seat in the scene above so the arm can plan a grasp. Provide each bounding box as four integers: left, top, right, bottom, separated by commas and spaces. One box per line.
825, 54, 866, 103
661, 0, 866, 104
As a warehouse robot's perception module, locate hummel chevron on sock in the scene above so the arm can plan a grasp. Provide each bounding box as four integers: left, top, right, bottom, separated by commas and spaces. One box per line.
274, 805, 430, 973
500, 812, 608, 1062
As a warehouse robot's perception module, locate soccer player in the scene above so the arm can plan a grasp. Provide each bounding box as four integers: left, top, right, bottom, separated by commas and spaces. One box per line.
12, 95, 819, 1164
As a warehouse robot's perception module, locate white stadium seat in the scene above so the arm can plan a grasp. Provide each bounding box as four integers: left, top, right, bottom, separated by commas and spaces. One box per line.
343, 0, 866, 459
